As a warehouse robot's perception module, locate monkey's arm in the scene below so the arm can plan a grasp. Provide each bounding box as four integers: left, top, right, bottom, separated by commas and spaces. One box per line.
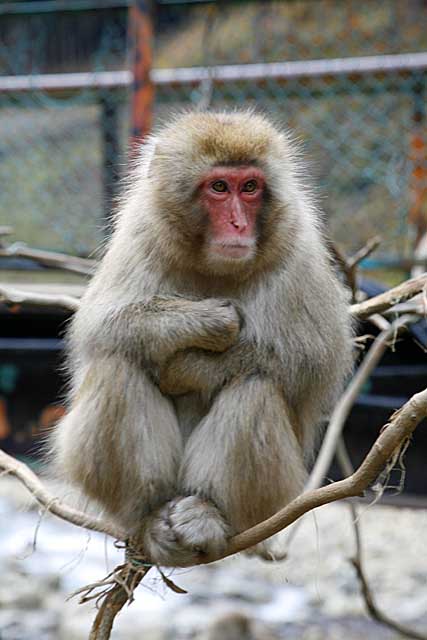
76, 295, 240, 367
158, 343, 272, 396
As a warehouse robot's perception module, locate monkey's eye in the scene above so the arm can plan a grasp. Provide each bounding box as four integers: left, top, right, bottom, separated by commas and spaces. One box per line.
211, 180, 228, 193
242, 180, 258, 193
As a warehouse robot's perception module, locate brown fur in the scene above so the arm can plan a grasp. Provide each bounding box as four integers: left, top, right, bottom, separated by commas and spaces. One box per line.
51, 111, 353, 566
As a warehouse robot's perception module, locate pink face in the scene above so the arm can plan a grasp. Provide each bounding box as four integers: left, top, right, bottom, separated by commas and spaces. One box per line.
200, 166, 265, 260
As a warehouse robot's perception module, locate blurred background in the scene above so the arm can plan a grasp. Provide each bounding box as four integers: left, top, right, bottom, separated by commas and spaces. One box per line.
1, 0, 426, 268
0, 2, 426, 639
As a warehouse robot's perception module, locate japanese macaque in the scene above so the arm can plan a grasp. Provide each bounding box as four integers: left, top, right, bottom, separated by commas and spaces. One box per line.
52, 111, 353, 567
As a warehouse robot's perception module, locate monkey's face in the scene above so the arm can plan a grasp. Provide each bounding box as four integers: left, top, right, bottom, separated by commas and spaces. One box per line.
198, 165, 265, 270
146, 112, 299, 278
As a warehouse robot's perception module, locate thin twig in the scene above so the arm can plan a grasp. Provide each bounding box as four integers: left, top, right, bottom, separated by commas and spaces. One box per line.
337, 443, 427, 640
330, 236, 381, 299
347, 236, 382, 270
88, 564, 151, 640
351, 552, 427, 640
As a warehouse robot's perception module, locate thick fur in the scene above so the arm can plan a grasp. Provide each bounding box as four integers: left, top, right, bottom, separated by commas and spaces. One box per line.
51, 111, 353, 566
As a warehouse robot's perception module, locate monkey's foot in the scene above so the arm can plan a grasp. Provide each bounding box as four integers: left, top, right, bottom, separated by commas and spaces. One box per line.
245, 536, 288, 562
142, 496, 230, 567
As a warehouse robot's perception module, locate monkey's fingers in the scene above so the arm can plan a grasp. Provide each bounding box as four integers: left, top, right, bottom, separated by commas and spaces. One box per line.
141, 496, 230, 567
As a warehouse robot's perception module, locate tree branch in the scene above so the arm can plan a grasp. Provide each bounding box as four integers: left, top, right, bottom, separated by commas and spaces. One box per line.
331, 236, 381, 299
0, 284, 80, 311
217, 386, 427, 559
351, 550, 427, 640
2, 273, 425, 321
88, 564, 151, 640
0, 242, 95, 275
305, 314, 414, 492
0, 449, 124, 539
337, 447, 427, 640
351, 273, 427, 319
1, 384, 426, 563
347, 236, 382, 270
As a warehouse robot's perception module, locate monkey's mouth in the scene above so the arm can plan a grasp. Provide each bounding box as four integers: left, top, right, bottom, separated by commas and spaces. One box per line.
210, 240, 255, 260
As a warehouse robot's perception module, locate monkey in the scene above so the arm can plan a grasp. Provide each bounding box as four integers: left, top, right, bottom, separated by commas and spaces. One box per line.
51, 110, 353, 567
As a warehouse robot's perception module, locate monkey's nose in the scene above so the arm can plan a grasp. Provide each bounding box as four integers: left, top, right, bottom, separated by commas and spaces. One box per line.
230, 212, 248, 231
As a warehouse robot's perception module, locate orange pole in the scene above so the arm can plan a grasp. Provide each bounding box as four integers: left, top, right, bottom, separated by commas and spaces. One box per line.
128, 0, 155, 153
409, 77, 427, 247
0, 398, 11, 440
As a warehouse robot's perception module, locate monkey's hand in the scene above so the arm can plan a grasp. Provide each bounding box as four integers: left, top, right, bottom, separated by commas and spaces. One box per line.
188, 298, 241, 353
158, 341, 246, 397
140, 296, 241, 367
158, 349, 213, 396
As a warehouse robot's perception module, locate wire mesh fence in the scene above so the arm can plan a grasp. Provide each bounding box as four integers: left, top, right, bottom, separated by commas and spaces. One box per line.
0, 0, 426, 268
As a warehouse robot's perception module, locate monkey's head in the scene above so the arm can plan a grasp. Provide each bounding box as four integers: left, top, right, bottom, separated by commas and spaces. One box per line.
139, 111, 312, 278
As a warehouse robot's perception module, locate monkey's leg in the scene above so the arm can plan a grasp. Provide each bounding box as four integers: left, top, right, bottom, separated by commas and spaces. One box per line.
178, 376, 308, 560
52, 357, 183, 531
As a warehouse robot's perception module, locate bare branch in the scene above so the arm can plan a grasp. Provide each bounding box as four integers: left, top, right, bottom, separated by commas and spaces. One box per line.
284, 314, 405, 549
368, 314, 392, 331
351, 555, 427, 640
330, 236, 381, 300
0, 284, 80, 311
1, 272, 425, 325
306, 314, 413, 492
336, 444, 427, 640
351, 273, 427, 319
0, 449, 124, 540
383, 292, 427, 317
347, 235, 382, 270
88, 563, 151, 640
0, 242, 96, 275
330, 242, 357, 298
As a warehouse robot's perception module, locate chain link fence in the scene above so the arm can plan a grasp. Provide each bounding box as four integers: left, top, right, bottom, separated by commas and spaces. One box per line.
0, 0, 426, 269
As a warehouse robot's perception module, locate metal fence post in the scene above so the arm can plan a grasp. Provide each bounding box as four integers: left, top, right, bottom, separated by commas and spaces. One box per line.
409, 73, 427, 248
128, 0, 154, 153
100, 93, 120, 233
